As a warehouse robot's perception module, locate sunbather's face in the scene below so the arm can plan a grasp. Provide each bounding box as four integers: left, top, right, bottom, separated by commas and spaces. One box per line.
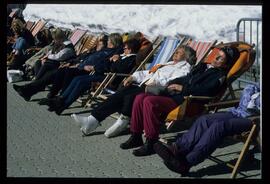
211, 50, 227, 68
107, 39, 114, 48
96, 41, 105, 51
172, 48, 185, 62
123, 44, 131, 55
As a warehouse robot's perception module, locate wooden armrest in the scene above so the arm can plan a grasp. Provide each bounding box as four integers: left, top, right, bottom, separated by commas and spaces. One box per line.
104, 72, 131, 77
204, 99, 240, 111
184, 95, 215, 100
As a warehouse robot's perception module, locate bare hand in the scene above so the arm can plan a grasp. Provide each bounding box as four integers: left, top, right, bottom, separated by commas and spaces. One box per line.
84, 65, 94, 72
123, 76, 133, 86
110, 55, 120, 62
167, 84, 183, 92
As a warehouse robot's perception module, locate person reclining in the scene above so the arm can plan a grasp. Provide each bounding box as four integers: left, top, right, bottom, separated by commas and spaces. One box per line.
71, 45, 197, 137
45, 33, 123, 100
117, 46, 240, 157
154, 83, 260, 175
12, 33, 109, 102
47, 38, 141, 115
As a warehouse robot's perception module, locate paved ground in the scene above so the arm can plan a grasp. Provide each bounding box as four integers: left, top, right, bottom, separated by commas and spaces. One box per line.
7, 81, 261, 178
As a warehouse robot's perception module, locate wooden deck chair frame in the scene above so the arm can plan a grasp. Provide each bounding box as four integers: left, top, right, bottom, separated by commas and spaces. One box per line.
75, 34, 98, 56
31, 19, 47, 37
204, 100, 260, 179
69, 28, 87, 46
165, 41, 256, 131
83, 36, 188, 108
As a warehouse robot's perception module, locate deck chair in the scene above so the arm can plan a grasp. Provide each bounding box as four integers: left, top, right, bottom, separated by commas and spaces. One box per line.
187, 39, 218, 65
25, 20, 35, 31
69, 29, 87, 46
204, 100, 260, 179
75, 34, 98, 56
31, 19, 47, 37
165, 41, 256, 130
83, 36, 186, 108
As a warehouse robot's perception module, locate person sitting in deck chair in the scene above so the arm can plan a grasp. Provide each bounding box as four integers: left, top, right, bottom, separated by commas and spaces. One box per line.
44, 33, 123, 100
47, 38, 141, 115
7, 19, 35, 70
12, 33, 109, 102
71, 45, 197, 137
117, 46, 240, 157
154, 83, 260, 176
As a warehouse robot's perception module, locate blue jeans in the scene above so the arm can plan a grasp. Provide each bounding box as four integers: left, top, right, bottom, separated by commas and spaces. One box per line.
175, 112, 253, 166
61, 74, 105, 107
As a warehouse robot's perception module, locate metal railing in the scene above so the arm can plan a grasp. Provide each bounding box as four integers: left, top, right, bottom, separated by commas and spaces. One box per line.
236, 18, 262, 88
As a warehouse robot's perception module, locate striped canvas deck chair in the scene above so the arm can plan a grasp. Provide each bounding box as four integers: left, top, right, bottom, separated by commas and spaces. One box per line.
69, 29, 87, 46
26, 20, 35, 31
31, 19, 47, 37
83, 36, 187, 108
187, 39, 218, 64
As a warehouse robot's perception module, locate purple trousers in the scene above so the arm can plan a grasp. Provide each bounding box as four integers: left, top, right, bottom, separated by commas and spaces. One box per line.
130, 93, 178, 139
175, 112, 253, 166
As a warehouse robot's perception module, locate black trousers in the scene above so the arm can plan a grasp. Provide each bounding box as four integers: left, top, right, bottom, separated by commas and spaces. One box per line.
35, 61, 60, 80
49, 67, 89, 97
91, 84, 145, 122
23, 69, 57, 96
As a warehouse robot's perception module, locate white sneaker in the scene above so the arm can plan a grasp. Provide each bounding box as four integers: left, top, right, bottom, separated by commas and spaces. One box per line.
104, 114, 130, 138
71, 114, 100, 135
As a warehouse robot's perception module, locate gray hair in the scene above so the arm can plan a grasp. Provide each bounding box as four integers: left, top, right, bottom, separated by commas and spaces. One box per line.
108, 33, 123, 48
179, 45, 197, 65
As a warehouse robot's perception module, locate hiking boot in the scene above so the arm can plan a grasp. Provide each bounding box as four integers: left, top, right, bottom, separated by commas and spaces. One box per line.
154, 142, 190, 175
104, 114, 130, 138
132, 138, 158, 156
13, 84, 31, 101
120, 133, 143, 150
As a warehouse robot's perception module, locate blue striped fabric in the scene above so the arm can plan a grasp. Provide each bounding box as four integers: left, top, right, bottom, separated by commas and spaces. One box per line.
147, 37, 181, 70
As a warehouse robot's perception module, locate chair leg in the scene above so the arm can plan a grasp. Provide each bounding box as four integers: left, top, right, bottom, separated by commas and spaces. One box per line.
231, 124, 257, 179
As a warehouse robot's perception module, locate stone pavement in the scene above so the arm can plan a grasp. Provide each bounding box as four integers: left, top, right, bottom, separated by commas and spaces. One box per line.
7, 81, 261, 178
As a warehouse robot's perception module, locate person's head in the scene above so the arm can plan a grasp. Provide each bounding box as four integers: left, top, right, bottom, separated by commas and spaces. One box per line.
11, 18, 25, 37
211, 46, 240, 69
123, 38, 141, 55
107, 33, 123, 49
172, 46, 197, 65
51, 28, 66, 44
96, 33, 109, 51
36, 28, 53, 46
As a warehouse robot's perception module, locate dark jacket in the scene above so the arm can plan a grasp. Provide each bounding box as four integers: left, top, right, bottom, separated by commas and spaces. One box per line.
77, 47, 123, 75
110, 54, 136, 73
109, 54, 137, 89
167, 62, 227, 104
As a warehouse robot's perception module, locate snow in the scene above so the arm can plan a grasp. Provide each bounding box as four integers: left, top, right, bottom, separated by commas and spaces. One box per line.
22, 4, 262, 42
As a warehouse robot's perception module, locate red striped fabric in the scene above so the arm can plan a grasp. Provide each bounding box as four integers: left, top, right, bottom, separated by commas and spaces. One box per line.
188, 40, 216, 63
70, 29, 87, 46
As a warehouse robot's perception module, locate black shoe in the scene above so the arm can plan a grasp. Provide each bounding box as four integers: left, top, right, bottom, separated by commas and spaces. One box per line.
38, 97, 53, 105
154, 142, 190, 175
120, 134, 143, 150
13, 84, 31, 101
55, 105, 66, 115
47, 91, 57, 99
132, 138, 158, 156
